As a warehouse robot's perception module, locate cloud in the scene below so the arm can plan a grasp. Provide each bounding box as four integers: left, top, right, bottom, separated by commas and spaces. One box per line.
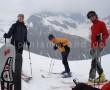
0, 0, 110, 18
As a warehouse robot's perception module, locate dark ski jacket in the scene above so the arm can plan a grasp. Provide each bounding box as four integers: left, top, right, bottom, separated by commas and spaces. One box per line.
91, 20, 109, 48
6, 21, 27, 45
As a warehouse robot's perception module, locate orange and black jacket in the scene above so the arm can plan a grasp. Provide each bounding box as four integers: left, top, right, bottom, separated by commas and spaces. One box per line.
52, 37, 71, 52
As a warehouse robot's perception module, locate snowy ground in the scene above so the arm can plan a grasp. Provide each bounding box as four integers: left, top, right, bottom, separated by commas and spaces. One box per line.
22, 51, 110, 90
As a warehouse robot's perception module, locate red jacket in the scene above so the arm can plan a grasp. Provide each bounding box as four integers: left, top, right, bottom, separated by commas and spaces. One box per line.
91, 20, 109, 48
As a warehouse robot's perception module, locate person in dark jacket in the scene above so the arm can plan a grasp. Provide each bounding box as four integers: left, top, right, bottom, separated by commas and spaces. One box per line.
3, 14, 30, 90
87, 11, 109, 83
4, 14, 30, 54
48, 34, 71, 78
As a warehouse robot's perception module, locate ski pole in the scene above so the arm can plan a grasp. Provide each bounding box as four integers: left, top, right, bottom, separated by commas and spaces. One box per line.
47, 52, 55, 73
93, 48, 98, 87
28, 45, 33, 78
97, 36, 102, 87
73, 79, 78, 86
98, 48, 102, 88
50, 58, 55, 73
47, 52, 53, 73
49, 58, 53, 73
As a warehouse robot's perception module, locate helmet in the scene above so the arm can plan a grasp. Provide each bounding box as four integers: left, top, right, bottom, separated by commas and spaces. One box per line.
87, 11, 97, 19
48, 34, 55, 40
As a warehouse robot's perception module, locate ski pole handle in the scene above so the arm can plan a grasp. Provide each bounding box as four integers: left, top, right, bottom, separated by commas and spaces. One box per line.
73, 79, 78, 85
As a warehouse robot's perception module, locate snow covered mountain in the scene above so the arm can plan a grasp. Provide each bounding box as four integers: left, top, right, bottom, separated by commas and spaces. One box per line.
22, 50, 110, 90
26, 12, 110, 60
0, 13, 110, 89
0, 12, 110, 60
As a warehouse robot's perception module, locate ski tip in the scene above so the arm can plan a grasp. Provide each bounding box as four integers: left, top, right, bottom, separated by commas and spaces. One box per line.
62, 75, 72, 78
41, 75, 45, 78
22, 77, 32, 83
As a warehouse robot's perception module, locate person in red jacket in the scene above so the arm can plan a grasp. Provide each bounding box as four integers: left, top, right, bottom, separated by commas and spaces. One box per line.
87, 11, 109, 83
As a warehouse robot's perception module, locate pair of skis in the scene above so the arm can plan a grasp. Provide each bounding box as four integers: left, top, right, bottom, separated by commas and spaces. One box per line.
40, 69, 72, 79
41, 70, 109, 89
22, 74, 32, 82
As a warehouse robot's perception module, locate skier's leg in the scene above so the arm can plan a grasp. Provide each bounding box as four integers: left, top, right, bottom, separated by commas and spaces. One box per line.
94, 48, 106, 83
15, 41, 23, 54
14, 41, 23, 90
96, 48, 103, 76
97, 60, 103, 76
18, 42, 23, 54
89, 48, 97, 80
14, 54, 22, 90
89, 59, 97, 79
61, 47, 70, 73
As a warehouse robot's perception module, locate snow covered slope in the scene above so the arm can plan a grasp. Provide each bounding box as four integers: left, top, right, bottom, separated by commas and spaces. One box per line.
22, 50, 110, 90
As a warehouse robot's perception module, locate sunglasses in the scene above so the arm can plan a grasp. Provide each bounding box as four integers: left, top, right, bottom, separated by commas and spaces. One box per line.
88, 15, 94, 19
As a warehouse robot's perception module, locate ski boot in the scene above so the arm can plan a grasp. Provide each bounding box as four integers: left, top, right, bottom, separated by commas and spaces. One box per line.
61, 71, 67, 75
94, 73, 107, 83
62, 72, 72, 78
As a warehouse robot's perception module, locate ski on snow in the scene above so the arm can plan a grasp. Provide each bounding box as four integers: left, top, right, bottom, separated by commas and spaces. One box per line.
22, 74, 32, 82
40, 69, 72, 79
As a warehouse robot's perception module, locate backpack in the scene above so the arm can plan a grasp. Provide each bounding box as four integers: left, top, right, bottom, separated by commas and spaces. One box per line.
101, 82, 110, 90
72, 79, 100, 90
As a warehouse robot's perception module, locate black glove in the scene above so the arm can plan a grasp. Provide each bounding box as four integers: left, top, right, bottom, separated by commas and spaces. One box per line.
27, 41, 30, 47
57, 43, 63, 47
53, 44, 58, 50
3, 33, 8, 38
96, 33, 102, 42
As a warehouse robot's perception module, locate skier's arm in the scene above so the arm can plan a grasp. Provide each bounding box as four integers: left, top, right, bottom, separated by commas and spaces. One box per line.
101, 22, 109, 41
24, 27, 27, 43
6, 24, 15, 38
24, 27, 30, 47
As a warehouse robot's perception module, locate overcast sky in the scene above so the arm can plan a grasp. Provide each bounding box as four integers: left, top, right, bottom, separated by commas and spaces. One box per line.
0, 0, 110, 19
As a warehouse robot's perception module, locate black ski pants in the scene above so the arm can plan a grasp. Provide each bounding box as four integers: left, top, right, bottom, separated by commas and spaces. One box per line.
11, 41, 24, 90
61, 46, 70, 73
14, 54, 22, 90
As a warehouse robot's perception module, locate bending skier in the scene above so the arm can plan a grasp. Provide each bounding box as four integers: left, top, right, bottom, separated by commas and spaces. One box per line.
48, 34, 71, 78
4, 14, 30, 90
87, 11, 109, 83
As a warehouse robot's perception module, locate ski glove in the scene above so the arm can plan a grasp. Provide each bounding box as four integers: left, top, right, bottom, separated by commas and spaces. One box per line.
53, 44, 58, 50
96, 33, 102, 42
3, 33, 8, 38
53, 43, 63, 50
57, 43, 63, 47
27, 41, 30, 47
